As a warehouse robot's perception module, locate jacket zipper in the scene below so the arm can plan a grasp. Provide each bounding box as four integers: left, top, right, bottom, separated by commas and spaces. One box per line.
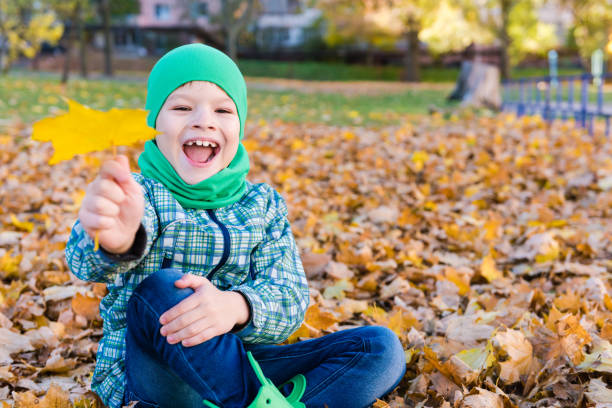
206, 209, 230, 280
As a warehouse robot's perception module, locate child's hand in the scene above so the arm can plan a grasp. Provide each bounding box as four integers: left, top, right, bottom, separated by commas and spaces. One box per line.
158, 274, 250, 347
78, 155, 144, 254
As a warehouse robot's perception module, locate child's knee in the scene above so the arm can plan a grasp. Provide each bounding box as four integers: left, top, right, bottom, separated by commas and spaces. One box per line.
364, 326, 406, 382
128, 269, 195, 316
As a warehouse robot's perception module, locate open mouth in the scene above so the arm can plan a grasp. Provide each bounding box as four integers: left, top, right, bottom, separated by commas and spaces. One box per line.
183, 140, 221, 165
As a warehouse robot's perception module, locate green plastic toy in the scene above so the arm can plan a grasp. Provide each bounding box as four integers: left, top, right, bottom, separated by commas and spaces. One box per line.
202, 351, 306, 408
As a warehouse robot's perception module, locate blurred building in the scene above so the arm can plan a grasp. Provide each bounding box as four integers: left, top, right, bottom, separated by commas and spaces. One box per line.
95, 0, 322, 56
538, 0, 574, 44
254, 0, 321, 51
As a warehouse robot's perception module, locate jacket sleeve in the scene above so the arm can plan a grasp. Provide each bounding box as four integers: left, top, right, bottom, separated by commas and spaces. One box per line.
65, 180, 159, 285
231, 188, 310, 344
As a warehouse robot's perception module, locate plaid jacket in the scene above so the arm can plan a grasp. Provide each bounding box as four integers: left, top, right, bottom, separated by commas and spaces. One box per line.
65, 174, 310, 408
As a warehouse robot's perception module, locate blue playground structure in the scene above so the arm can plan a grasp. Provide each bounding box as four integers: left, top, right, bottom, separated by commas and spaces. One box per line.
501, 73, 612, 136
502, 49, 611, 136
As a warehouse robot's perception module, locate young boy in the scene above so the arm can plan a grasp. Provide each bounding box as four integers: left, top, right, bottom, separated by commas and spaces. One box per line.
65, 43, 405, 408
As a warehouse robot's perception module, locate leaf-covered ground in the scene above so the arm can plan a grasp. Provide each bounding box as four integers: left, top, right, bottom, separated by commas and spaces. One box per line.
1, 111, 612, 407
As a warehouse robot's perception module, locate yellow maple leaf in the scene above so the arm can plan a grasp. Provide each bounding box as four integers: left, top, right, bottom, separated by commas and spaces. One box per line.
554, 291, 583, 314
604, 294, 612, 312
448, 343, 496, 384
71, 292, 101, 321
10, 214, 34, 232
493, 329, 534, 384
483, 219, 501, 241
32, 98, 158, 164
444, 267, 470, 295
286, 304, 339, 343
323, 279, 353, 300
557, 314, 592, 365
290, 139, 305, 150
411, 150, 429, 172
363, 304, 387, 322
242, 139, 259, 152
480, 255, 502, 282
387, 308, 419, 337
0, 250, 23, 279
545, 304, 565, 332
343, 130, 355, 140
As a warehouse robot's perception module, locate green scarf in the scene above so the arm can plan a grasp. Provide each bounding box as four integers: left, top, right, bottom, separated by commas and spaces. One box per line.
138, 43, 250, 209
139, 140, 249, 209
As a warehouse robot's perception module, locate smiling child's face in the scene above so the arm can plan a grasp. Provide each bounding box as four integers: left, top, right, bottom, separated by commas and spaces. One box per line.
155, 81, 240, 185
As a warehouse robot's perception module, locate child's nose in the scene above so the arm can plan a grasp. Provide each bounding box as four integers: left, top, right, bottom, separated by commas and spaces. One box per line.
190, 108, 216, 130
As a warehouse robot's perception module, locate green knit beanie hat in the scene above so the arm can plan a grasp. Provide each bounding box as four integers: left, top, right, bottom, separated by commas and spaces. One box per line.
145, 43, 247, 140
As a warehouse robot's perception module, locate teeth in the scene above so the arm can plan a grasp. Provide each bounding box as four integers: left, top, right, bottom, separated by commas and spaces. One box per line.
185, 140, 218, 147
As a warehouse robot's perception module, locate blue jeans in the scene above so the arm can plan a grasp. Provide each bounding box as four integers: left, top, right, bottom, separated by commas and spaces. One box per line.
123, 269, 406, 408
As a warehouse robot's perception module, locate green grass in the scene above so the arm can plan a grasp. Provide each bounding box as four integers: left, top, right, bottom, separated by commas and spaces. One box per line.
0, 72, 455, 127
237, 59, 585, 82
5, 69, 605, 129
238, 60, 404, 82
510, 67, 583, 78
239, 59, 456, 82
0, 72, 147, 125
248, 88, 454, 125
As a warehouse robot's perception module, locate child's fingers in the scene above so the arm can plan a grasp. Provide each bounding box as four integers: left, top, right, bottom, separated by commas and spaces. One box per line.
99, 156, 135, 188
160, 307, 205, 337
115, 154, 130, 172
159, 294, 200, 325
90, 178, 126, 205
166, 318, 209, 344
112, 155, 137, 186
159, 276, 212, 325
180, 328, 217, 347
97, 157, 142, 206
174, 274, 209, 289
84, 196, 121, 217
167, 319, 215, 346
80, 211, 115, 231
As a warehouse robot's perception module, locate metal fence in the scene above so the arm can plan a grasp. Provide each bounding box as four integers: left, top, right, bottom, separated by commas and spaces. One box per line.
501, 73, 612, 136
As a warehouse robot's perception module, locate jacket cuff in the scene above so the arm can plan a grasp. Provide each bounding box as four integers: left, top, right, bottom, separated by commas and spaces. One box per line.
229, 289, 256, 337
98, 224, 147, 263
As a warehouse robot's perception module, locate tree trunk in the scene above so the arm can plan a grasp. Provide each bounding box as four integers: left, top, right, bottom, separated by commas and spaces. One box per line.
0, 48, 6, 74
449, 61, 501, 109
227, 28, 239, 61
102, 0, 113, 77
221, 0, 256, 61
499, 0, 511, 80
365, 47, 374, 66
61, 27, 73, 83
31, 53, 40, 71
401, 28, 420, 82
0, 5, 7, 74
78, 1, 87, 78
499, 41, 510, 80
0, 38, 8, 73
62, 16, 79, 83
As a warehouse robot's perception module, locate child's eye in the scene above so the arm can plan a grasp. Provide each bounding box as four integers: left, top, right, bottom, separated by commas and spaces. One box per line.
172, 106, 191, 111
216, 108, 233, 114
